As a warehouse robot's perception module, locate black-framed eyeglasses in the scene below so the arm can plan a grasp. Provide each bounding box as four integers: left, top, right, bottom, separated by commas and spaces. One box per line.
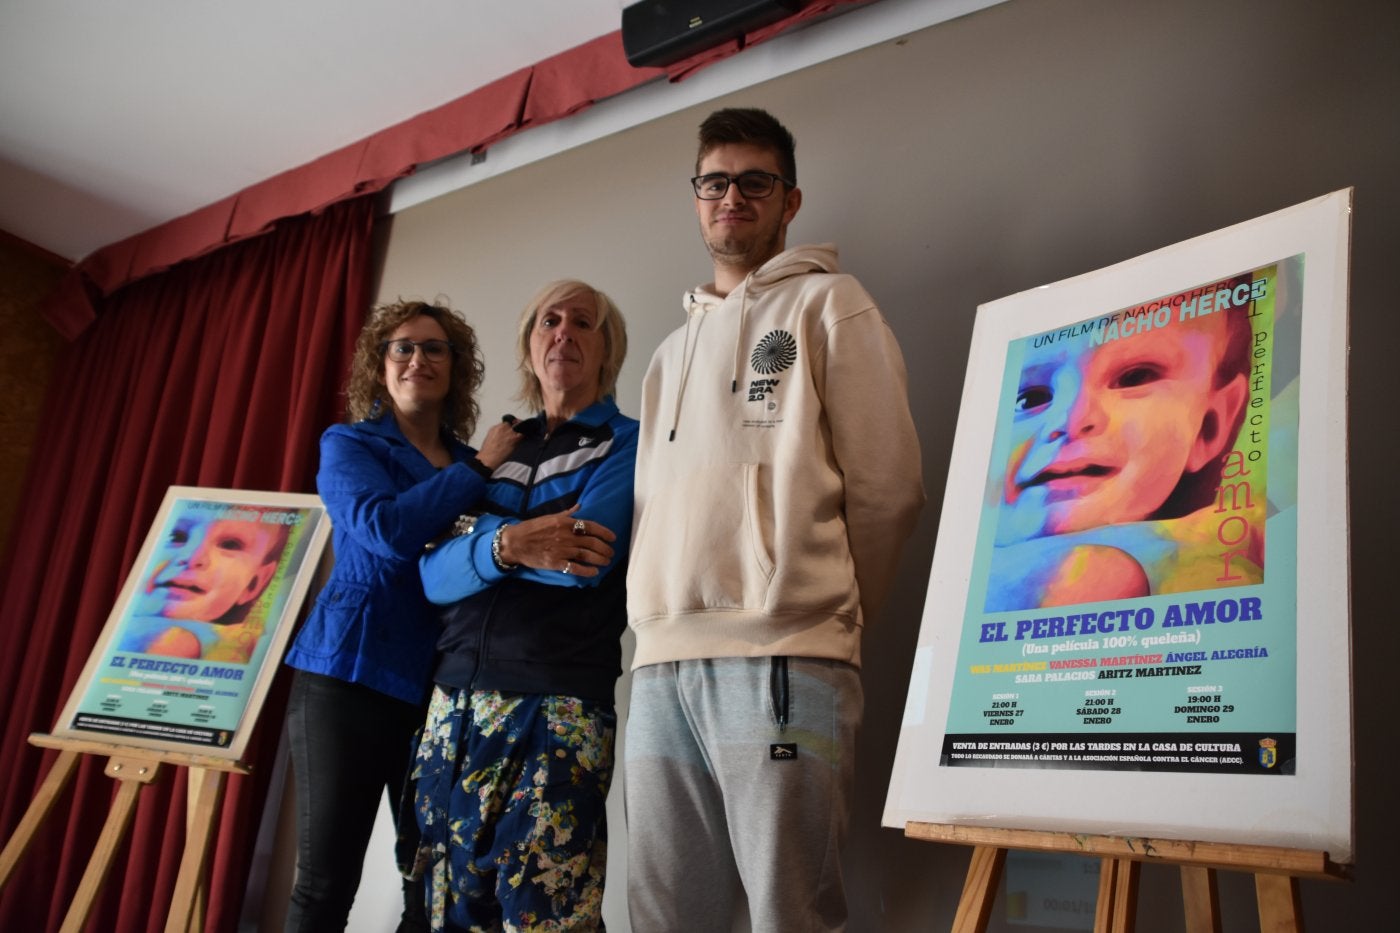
381, 338, 454, 362
690, 171, 794, 200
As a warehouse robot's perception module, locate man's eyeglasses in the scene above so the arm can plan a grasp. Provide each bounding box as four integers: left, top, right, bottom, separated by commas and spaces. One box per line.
691, 171, 794, 200
381, 339, 454, 362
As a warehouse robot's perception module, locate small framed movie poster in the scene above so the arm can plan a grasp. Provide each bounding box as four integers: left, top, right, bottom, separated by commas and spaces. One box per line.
884, 190, 1353, 859
52, 486, 331, 761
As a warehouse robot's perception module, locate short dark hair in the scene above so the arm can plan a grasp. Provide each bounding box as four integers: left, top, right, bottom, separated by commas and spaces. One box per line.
696, 108, 796, 185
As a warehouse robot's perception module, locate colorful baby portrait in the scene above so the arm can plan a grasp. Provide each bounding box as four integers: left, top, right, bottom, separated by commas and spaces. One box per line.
984, 271, 1273, 612
118, 503, 292, 662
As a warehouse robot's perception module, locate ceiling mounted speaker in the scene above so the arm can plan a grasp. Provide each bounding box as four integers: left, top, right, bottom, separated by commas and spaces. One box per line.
622, 0, 804, 68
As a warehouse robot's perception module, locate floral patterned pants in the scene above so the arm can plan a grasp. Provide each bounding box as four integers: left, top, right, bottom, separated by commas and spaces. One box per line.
398, 687, 615, 932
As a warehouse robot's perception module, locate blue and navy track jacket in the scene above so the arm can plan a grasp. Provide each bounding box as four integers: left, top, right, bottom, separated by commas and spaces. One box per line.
420, 397, 638, 703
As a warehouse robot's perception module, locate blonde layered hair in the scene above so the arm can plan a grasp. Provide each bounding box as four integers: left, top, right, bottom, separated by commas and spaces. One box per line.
515, 281, 627, 412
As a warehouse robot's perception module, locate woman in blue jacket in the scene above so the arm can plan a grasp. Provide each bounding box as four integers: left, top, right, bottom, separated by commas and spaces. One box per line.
400, 280, 635, 932
283, 300, 519, 932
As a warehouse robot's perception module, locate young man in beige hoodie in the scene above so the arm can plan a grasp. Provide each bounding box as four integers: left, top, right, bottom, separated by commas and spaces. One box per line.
625, 108, 925, 931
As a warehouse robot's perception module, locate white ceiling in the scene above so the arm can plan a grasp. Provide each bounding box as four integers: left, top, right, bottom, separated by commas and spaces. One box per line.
0, 0, 631, 262
0, 0, 1005, 266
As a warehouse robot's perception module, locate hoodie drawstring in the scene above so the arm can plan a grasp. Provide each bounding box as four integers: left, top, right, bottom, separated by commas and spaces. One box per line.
669, 296, 705, 442
730, 274, 752, 394
669, 245, 838, 441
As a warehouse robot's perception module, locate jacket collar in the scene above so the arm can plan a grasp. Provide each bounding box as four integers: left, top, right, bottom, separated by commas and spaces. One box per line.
355, 413, 406, 440
518, 396, 619, 436
684, 242, 839, 312
355, 413, 470, 470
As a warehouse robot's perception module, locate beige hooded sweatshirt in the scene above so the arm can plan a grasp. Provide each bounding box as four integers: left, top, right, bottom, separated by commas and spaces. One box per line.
627, 244, 926, 669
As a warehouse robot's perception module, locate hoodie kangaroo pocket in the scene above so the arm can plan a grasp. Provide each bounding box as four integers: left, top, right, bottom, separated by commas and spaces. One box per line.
633, 462, 774, 614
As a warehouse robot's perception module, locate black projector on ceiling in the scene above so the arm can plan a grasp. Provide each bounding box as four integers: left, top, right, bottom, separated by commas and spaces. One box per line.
622, 0, 804, 68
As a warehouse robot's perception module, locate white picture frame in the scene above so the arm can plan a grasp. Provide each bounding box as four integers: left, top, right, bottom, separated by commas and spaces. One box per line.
884, 190, 1353, 860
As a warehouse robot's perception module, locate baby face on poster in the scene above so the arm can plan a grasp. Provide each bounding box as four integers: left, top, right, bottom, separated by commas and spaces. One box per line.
995, 301, 1250, 545
134, 507, 288, 624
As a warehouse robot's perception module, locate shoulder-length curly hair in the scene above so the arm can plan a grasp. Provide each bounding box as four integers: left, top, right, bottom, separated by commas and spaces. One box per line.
344, 299, 485, 440
515, 280, 627, 413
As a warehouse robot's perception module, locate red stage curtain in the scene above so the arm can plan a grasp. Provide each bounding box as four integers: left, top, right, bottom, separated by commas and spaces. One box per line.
43, 1, 874, 325
0, 195, 376, 931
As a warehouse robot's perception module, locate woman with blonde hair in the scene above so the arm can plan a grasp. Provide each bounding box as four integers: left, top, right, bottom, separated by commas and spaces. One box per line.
401, 280, 635, 931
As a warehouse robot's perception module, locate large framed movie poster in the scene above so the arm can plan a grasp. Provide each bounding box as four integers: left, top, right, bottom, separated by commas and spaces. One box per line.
52, 486, 330, 761
884, 190, 1353, 859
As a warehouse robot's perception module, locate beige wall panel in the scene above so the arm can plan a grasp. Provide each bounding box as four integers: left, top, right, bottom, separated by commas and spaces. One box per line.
368, 1, 1398, 929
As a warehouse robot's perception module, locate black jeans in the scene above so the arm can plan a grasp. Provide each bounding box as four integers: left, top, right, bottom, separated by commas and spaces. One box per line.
284, 669, 430, 932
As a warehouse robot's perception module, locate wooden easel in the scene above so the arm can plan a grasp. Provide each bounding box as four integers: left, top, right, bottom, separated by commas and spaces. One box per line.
0, 733, 251, 933
907, 822, 1349, 933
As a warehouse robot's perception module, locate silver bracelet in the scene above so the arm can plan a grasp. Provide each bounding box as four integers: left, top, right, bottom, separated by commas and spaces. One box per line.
491, 524, 517, 572
424, 513, 477, 553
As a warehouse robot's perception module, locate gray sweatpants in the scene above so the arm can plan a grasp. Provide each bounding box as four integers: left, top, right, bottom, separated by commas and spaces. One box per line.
623, 657, 861, 933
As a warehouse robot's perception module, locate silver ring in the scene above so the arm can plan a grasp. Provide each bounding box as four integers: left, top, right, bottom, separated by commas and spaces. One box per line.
571, 518, 587, 536
563, 561, 572, 574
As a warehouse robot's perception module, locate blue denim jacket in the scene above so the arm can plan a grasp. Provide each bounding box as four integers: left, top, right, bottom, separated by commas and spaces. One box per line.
284, 415, 485, 704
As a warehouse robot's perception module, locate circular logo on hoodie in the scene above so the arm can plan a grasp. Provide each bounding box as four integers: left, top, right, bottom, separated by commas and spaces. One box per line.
751, 330, 797, 375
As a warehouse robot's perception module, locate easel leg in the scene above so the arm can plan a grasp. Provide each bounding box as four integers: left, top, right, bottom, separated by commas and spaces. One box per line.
905, 823, 1341, 933
1111, 858, 1141, 933
165, 768, 227, 933
59, 756, 161, 933
952, 845, 1007, 933
0, 750, 80, 889
1094, 857, 1117, 931
1094, 857, 1140, 933
1255, 873, 1305, 933
1180, 865, 1221, 933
